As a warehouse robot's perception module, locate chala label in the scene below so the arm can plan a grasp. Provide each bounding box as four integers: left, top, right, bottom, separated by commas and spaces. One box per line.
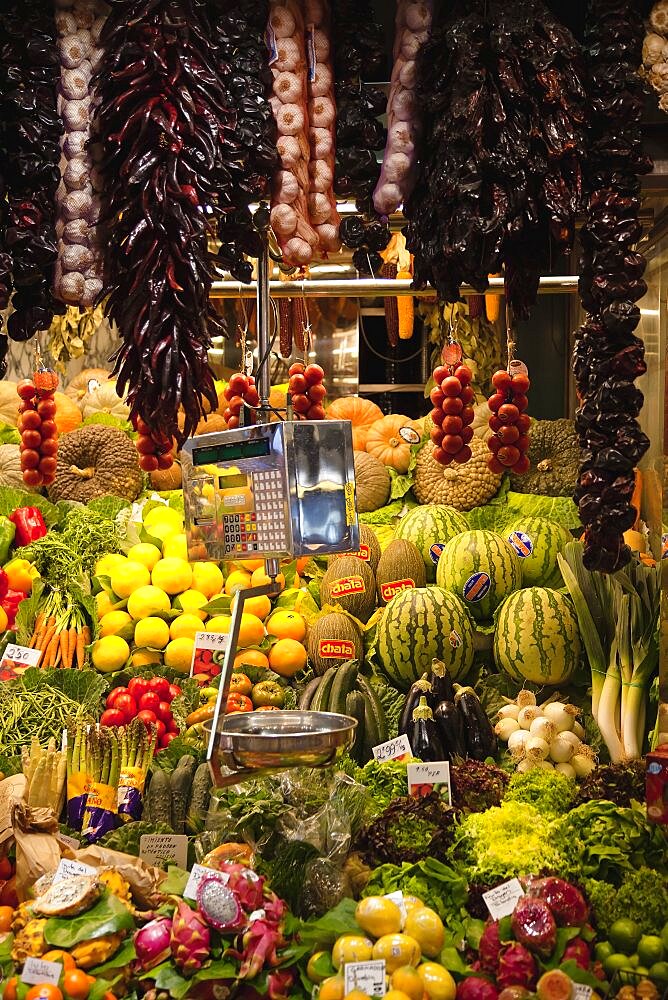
355, 544, 371, 562
507, 530, 533, 558
330, 576, 366, 597
380, 578, 416, 602
463, 572, 491, 602
319, 639, 356, 659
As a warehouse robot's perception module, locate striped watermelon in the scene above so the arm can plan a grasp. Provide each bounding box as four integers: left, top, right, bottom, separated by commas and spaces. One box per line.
375, 586, 474, 691
436, 529, 521, 621
494, 587, 581, 685
395, 505, 468, 582
505, 517, 572, 588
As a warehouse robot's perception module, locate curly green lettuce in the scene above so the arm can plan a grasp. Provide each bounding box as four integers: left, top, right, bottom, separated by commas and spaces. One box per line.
584, 868, 668, 937
505, 768, 577, 818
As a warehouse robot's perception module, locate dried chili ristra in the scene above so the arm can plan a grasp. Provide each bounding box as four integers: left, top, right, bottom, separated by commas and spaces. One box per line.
92, 0, 225, 444
572, 0, 652, 573
0, 1, 64, 343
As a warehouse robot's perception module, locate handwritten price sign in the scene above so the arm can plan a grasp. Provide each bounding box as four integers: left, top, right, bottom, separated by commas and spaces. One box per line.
372, 733, 412, 762
0, 643, 42, 680
190, 631, 229, 677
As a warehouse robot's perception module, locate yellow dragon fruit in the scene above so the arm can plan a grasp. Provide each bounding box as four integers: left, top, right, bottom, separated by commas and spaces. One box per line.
71, 933, 124, 969
170, 900, 210, 974
98, 869, 131, 902
11, 919, 47, 962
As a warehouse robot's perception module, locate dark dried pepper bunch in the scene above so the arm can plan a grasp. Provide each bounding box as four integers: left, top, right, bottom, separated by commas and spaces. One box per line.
92, 0, 225, 444
0, 1, 64, 343
572, 0, 652, 573
356, 792, 460, 866
404, 0, 587, 319
208, 0, 278, 283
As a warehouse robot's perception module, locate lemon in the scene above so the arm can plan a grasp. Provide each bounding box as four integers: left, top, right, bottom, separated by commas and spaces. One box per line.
134, 617, 171, 649
162, 532, 189, 561
132, 649, 162, 667
144, 506, 183, 531
192, 562, 224, 598
610, 920, 642, 956
92, 635, 130, 673
637, 937, 665, 968
403, 908, 445, 959
127, 543, 162, 571
95, 553, 127, 577
110, 560, 151, 599
372, 935, 421, 973
355, 897, 402, 938
164, 636, 195, 674
205, 615, 233, 634
99, 610, 133, 637
152, 557, 193, 595
95, 591, 116, 618
345, 993, 371, 1000
332, 936, 374, 970
385, 991, 413, 1000
224, 569, 252, 596
170, 613, 204, 641
417, 963, 456, 1000
306, 953, 330, 984
141, 521, 179, 547
391, 967, 425, 1000
318, 977, 344, 1000
173, 590, 209, 621
127, 585, 171, 620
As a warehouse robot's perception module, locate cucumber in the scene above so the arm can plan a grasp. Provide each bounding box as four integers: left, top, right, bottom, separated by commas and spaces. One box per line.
298, 676, 322, 710
185, 763, 213, 835
328, 659, 359, 715
309, 665, 338, 712
144, 769, 172, 829
345, 690, 366, 765
356, 675, 388, 744
170, 766, 193, 835
359, 690, 381, 762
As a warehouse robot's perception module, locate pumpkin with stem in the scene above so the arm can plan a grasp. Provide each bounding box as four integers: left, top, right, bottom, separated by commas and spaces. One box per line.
366, 413, 421, 474
327, 396, 383, 451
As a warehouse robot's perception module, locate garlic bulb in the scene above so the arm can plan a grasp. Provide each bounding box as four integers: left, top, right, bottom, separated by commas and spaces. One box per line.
508, 728, 530, 754
525, 736, 550, 761
542, 701, 579, 733
498, 703, 520, 721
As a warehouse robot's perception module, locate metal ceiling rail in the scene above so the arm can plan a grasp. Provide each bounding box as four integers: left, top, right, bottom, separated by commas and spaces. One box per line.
210, 275, 580, 299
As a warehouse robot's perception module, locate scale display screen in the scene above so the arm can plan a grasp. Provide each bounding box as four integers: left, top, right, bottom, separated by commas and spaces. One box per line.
193, 438, 271, 465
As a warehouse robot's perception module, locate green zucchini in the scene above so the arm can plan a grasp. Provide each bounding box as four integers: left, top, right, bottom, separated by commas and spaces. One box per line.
298, 676, 322, 710
309, 665, 338, 712
328, 659, 359, 714
144, 769, 172, 829
345, 690, 366, 765
186, 763, 213, 834
356, 675, 388, 744
359, 690, 381, 762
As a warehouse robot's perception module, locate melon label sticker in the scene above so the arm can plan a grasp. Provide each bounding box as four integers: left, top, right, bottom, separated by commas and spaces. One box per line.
372, 733, 412, 762
380, 578, 415, 602
330, 576, 365, 598
399, 426, 421, 445
345, 482, 356, 525
429, 542, 445, 564
344, 960, 386, 998
448, 629, 462, 649
407, 761, 451, 805
463, 571, 491, 602
507, 530, 533, 558
184, 864, 219, 901
482, 878, 525, 920
22, 958, 63, 987
319, 639, 356, 659
140, 834, 189, 870
356, 543, 371, 562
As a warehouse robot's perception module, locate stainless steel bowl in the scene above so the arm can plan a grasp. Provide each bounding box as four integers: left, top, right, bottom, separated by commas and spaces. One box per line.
204, 710, 357, 783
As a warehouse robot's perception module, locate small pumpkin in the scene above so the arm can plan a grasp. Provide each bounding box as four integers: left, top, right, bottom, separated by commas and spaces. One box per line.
0, 382, 19, 426
354, 450, 391, 513
54, 392, 83, 433
64, 368, 111, 402
0, 443, 30, 489
365, 413, 421, 473
327, 396, 383, 451
48, 424, 143, 503
81, 381, 130, 421
150, 460, 183, 491
181, 411, 228, 436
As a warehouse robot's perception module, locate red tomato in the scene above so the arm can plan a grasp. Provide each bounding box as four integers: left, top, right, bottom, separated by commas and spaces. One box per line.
137, 709, 157, 727
139, 691, 161, 713
0, 875, 18, 907
100, 709, 126, 727
288, 373, 307, 394
149, 676, 171, 698
228, 373, 249, 395
159, 732, 179, 750
114, 693, 137, 721
156, 700, 173, 723
167, 718, 180, 734
167, 683, 182, 701
304, 364, 325, 385
17, 379, 36, 401
0, 857, 13, 881
154, 720, 167, 741
127, 676, 151, 700
226, 693, 253, 713
288, 362, 305, 376
106, 687, 128, 709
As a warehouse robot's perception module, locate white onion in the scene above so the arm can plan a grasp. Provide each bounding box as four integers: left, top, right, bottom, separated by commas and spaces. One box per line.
529, 716, 556, 743
549, 735, 576, 763
572, 721, 586, 740
555, 762, 576, 779
517, 690, 537, 708
525, 736, 549, 761
542, 701, 578, 733
498, 703, 520, 721
495, 718, 520, 741
572, 753, 596, 778
516, 757, 537, 773
537, 759, 554, 771
508, 728, 530, 753
558, 730, 582, 750
518, 705, 541, 730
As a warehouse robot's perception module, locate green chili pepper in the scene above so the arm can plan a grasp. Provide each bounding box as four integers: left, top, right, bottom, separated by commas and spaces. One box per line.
0, 517, 16, 565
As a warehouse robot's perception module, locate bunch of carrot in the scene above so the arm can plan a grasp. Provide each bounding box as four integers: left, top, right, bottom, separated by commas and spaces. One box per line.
28, 591, 91, 669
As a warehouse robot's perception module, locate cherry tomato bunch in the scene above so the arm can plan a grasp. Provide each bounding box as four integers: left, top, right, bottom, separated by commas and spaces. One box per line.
16, 370, 59, 488
100, 676, 181, 751
134, 416, 174, 474
429, 363, 475, 465
222, 372, 260, 429
486, 368, 531, 474
288, 362, 327, 420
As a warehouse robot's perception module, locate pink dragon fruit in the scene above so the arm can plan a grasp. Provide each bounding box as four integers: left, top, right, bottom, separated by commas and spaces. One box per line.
511, 897, 557, 957
479, 920, 503, 973
497, 943, 538, 990
267, 969, 295, 1000
230, 917, 286, 980
563, 937, 591, 970
456, 977, 500, 1000
222, 864, 265, 914
530, 878, 589, 928
170, 899, 211, 974
134, 917, 173, 971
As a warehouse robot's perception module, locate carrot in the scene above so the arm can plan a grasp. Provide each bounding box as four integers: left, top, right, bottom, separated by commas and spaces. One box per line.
36, 615, 56, 654
59, 631, 69, 669
65, 628, 77, 670
44, 630, 60, 668
29, 611, 46, 649
37, 621, 57, 664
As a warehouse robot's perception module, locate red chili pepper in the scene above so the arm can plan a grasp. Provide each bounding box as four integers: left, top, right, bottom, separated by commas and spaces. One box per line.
0, 570, 8, 602
9, 507, 47, 546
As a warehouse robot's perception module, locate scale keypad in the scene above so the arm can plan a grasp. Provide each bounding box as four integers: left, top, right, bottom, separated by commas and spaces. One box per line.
220, 469, 288, 555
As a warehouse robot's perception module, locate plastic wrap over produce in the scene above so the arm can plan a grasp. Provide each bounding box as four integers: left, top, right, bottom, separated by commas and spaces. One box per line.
268, 0, 319, 267
53, 0, 107, 309
373, 0, 432, 217
303, 0, 341, 254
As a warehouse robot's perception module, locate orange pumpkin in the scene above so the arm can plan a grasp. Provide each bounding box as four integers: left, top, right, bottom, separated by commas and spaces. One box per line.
150, 460, 183, 491
327, 396, 383, 451
54, 392, 83, 433
365, 413, 421, 473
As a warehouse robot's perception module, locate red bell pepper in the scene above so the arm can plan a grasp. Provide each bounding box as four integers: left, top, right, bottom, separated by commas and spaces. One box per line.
9, 507, 47, 546
1, 589, 25, 628
0, 569, 8, 602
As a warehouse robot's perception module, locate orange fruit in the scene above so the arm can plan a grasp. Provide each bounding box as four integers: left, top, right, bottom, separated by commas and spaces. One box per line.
268, 637, 307, 677
63, 971, 92, 1000
0, 905, 12, 933
251, 567, 285, 592
239, 558, 264, 572
3, 978, 17, 1000
233, 649, 270, 671
236, 613, 265, 649
26, 987, 63, 1000
266, 609, 307, 642
391, 968, 425, 1000
42, 951, 76, 972
224, 570, 252, 596
232, 592, 272, 621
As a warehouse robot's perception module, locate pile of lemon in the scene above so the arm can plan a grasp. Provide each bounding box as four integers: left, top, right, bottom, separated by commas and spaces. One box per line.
310, 895, 456, 1000
90, 504, 308, 678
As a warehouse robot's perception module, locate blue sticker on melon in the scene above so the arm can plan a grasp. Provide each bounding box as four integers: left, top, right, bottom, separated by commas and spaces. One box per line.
429, 542, 445, 564
463, 571, 491, 603
507, 530, 533, 558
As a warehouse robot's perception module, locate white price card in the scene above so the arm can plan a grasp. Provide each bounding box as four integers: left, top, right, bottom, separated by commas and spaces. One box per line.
140, 833, 189, 870
372, 733, 412, 762
58, 834, 80, 852
184, 864, 220, 901
407, 761, 452, 805
53, 858, 97, 884
0, 643, 42, 680
22, 958, 63, 986
190, 631, 229, 677
344, 960, 386, 998
482, 878, 525, 920
572, 986, 592, 1000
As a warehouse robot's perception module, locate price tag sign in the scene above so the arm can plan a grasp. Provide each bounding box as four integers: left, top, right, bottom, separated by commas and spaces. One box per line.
22, 958, 63, 986
58, 834, 80, 852
407, 761, 452, 805
131, 501, 144, 522
344, 961, 386, 998
0, 643, 41, 680
184, 864, 220, 901
372, 733, 412, 762
482, 878, 525, 920
140, 834, 189, 870
572, 986, 592, 1000
53, 858, 97, 884
190, 631, 229, 678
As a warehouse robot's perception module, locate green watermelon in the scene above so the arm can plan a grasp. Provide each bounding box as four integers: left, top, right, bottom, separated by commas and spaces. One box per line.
436, 529, 521, 621
494, 587, 581, 685
504, 517, 572, 587
395, 504, 468, 582
375, 586, 474, 691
